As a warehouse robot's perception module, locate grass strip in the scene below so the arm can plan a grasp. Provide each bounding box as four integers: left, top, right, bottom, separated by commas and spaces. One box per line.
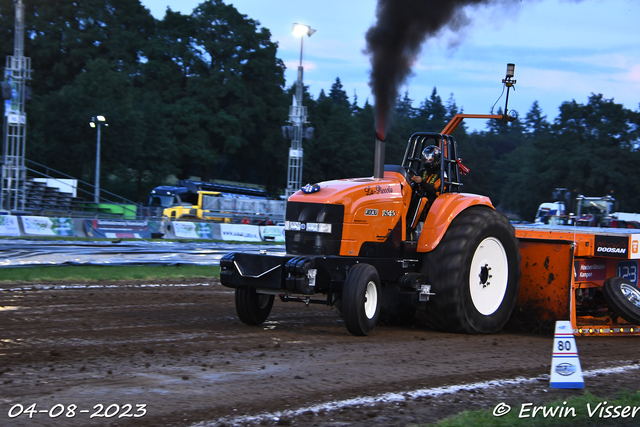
0, 264, 219, 283
0, 236, 281, 245
427, 390, 640, 427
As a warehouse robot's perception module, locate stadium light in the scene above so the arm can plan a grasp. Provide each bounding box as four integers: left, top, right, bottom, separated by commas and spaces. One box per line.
286, 23, 316, 197
292, 23, 316, 38
90, 115, 108, 203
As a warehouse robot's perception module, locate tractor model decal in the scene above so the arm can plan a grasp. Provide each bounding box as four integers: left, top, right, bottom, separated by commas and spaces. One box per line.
364, 185, 393, 196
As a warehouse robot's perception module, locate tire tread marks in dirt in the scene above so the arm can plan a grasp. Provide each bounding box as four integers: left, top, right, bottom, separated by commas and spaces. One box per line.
603, 276, 640, 325
342, 263, 381, 336
3, 282, 640, 427
422, 206, 521, 334
235, 287, 274, 326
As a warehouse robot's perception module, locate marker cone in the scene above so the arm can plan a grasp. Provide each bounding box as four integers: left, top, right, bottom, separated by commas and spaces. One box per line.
550, 320, 584, 389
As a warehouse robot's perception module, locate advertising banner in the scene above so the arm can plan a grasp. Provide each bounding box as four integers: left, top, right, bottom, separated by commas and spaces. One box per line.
219, 224, 262, 242
260, 225, 285, 243
574, 260, 607, 282
0, 215, 20, 236
21, 216, 75, 236
84, 219, 156, 239
172, 222, 214, 239
593, 235, 629, 259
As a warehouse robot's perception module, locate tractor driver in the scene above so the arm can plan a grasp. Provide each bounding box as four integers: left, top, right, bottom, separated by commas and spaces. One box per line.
411, 145, 446, 206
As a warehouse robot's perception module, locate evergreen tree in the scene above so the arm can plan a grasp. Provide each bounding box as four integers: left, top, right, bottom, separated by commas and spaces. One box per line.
384, 92, 415, 164
329, 77, 350, 108
523, 100, 550, 139
498, 95, 640, 220
445, 93, 460, 122
303, 81, 374, 182
418, 88, 447, 131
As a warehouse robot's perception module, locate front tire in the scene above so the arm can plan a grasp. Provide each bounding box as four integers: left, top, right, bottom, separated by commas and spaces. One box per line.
422, 206, 520, 334
235, 287, 274, 326
603, 277, 640, 325
342, 264, 381, 336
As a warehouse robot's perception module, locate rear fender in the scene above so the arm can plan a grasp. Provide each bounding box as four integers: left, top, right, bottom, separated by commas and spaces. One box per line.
417, 193, 494, 252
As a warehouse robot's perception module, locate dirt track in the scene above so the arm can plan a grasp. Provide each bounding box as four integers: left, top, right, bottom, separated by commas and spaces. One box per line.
1, 279, 639, 427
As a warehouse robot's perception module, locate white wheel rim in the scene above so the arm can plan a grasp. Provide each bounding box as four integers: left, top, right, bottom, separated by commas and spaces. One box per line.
364, 281, 378, 319
621, 284, 640, 308
469, 237, 509, 316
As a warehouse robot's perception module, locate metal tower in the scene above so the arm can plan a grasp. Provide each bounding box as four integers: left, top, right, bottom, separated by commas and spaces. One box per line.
1, 0, 32, 212
285, 24, 315, 198
285, 75, 307, 198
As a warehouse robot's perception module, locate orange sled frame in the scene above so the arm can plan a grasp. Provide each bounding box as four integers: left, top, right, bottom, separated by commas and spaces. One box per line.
515, 225, 640, 336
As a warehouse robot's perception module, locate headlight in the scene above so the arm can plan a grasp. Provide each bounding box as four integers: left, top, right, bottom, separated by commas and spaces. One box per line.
318, 223, 332, 233
286, 221, 331, 233
306, 223, 332, 233
286, 221, 302, 231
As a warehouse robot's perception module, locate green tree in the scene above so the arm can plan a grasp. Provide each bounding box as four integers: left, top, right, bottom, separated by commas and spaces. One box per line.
416, 88, 447, 132
21, 0, 156, 94
329, 77, 350, 108
137, 8, 197, 103
304, 78, 372, 182
497, 101, 554, 218
384, 91, 417, 165
14, 0, 289, 199
175, 0, 286, 191
553, 95, 640, 210
523, 100, 550, 140
28, 59, 177, 201
499, 95, 640, 220
354, 98, 375, 171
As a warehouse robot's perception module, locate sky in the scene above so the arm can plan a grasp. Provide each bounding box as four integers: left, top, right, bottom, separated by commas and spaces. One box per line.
140, 0, 640, 132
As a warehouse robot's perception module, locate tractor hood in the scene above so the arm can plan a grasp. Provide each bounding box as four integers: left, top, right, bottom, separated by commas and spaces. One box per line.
288, 170, 408, 217
286, 168, 411, 256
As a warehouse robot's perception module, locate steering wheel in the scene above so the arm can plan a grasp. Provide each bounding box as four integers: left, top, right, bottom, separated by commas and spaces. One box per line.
403, 166, 419, 190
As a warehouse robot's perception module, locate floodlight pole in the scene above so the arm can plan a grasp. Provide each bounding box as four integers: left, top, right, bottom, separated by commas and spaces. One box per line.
94, 124, 101, 203
286, 24, 314, 198
90, 116, 107, 203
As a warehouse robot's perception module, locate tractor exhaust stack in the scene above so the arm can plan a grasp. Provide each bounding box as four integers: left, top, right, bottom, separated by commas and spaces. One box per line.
374, 133, 386, 179
374, 112, 386, 179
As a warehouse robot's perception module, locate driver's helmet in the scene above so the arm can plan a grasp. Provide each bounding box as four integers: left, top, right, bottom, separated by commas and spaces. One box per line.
421, 145, 441, 168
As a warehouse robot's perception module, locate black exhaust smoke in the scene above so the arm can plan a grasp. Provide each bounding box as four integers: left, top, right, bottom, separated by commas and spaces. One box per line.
365, 0, 520, 149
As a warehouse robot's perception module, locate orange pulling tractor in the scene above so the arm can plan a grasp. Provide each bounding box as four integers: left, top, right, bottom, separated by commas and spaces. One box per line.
221, 109, 523, 336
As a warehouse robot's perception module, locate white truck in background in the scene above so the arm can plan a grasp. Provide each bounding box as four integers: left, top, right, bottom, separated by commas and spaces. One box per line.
535, 189, 640, 228
535, 201, 568, 224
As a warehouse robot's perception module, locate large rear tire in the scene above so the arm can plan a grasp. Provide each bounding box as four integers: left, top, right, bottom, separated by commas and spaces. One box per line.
235, 287, 274, 326
422, 206, 520, 334
602, 277, 640, 325
342, 264, 381, 336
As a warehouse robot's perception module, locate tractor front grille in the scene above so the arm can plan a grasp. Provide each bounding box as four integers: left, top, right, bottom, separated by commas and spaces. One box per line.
285, 202, 344, 255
